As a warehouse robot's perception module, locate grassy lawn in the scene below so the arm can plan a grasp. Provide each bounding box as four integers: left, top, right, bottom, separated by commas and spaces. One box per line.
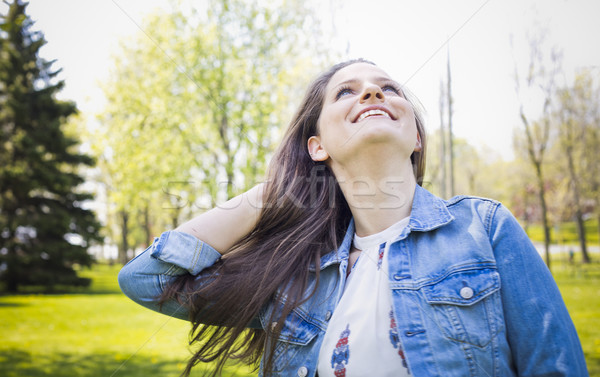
550, 255, 600, 376
0, 264, 254, 377
1, 260, 598, 376
526, 218, 599, 246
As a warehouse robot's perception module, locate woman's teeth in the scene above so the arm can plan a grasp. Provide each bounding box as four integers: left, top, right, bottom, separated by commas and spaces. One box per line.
357, 109, 390, 122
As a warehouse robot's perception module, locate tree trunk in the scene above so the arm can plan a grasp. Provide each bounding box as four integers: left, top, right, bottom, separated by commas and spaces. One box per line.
566, 150, 590, 263
6, 247, 18, 292
5, 216, 18, 292
143, 204, 152, 248
574, 209, 590, 263
565, 126, 590, 263
534, 161, 552, 268
119, 210, 129, 265
171, 205, 181, 229
597, 212, 600, 254
221, 115, 235, 200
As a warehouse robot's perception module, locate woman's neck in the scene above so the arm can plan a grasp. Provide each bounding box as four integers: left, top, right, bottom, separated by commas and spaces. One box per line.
334, 158, 416, 237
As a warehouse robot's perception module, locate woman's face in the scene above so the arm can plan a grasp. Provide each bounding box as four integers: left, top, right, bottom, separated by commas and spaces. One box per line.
308, 63, 420, 170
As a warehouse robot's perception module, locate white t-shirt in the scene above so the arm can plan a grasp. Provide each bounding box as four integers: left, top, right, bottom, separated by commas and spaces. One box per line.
317, 217, 411, 377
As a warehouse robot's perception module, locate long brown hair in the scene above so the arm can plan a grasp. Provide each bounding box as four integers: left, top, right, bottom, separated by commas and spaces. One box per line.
160, 59, 427, 376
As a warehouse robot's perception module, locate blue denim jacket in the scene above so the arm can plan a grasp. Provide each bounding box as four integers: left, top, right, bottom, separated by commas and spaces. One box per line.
119, 185, 588, 377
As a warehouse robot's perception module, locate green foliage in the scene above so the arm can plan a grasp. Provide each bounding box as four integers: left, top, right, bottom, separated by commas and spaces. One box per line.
95, 0, 333, 261
0, 0, 101, 292
554, 70, 600, 207
423, 131, 515, 203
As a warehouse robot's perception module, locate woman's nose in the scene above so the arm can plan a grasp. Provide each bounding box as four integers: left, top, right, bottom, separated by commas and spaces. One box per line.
360, 84, 384, 103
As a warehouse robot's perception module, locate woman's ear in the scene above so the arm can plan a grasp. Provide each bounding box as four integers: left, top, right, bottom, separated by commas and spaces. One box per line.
307, 136, 329, 161
414, 133, 422, 152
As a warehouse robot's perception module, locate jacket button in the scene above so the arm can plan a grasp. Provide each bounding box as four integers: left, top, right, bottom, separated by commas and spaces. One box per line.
460, 286, 474, 299
325, 310, 332, 321
297, 366, 308, 377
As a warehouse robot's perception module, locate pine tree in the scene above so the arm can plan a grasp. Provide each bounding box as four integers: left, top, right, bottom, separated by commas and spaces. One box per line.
0, 0, 101, 292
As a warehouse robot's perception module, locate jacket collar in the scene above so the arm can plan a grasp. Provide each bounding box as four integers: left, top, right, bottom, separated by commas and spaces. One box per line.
316, 185, 454, 271
408, 184, 454, 232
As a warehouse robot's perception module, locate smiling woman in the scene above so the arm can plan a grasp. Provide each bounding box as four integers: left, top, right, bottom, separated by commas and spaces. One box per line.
118, 59, 588, 377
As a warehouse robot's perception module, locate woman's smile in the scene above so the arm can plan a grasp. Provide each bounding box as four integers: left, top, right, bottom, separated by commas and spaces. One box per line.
354, 106, 395, 123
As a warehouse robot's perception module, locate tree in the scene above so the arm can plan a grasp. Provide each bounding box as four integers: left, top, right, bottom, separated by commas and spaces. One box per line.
0, 0, 101, 291
578, 70, 600, 252
95, 0, 333, 263
512, 32, 561, 268
425, 129, 513, 203
554, 70, 598, 263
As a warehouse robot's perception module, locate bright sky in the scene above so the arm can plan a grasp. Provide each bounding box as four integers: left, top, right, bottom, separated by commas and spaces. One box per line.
23, 0, 600, 161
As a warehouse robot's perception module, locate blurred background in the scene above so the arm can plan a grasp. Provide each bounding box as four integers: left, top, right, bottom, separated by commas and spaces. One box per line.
1, 0, 598, 376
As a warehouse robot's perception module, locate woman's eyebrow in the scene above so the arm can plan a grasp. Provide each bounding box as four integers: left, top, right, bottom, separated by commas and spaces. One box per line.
334, 78, 360, 88
333, 76, 396, 89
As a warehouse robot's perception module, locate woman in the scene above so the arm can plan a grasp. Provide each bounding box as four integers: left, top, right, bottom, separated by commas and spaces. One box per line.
119, 59, 588, 377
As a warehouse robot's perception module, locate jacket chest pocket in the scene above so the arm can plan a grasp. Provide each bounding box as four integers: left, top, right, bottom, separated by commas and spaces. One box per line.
421, 267, 503, 348
268, 309, 320, 373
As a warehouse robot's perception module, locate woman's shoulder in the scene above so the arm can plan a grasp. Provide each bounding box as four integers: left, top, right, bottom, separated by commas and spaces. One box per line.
441, 194, 523, 234
418, 185, 500, 209
415, 186, 515, 230
442, 194, 505, 225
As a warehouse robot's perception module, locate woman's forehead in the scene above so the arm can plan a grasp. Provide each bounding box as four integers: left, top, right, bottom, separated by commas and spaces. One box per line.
327, 63, 392, 91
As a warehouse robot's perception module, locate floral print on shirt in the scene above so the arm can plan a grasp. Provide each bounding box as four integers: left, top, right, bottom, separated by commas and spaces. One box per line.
331, 324, 351, 377
377, 242, 385, 270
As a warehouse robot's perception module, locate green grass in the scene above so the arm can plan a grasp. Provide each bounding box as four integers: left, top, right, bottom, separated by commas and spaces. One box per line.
550, 254, 600, 376
0, 264, 254, 377
526, 218, 599, 245
1, 261, 598, 376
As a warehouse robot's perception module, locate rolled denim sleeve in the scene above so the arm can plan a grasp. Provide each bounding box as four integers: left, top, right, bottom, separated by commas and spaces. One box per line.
118, 231, 221, 321
489, 204, 588, 376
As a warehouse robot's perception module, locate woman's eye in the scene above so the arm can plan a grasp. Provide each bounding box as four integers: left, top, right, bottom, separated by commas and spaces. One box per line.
382, 85, 401, 95
335, 87, 352, 100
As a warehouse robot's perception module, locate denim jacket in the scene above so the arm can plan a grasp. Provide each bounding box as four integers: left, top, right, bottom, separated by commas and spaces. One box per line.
118, 185, 588, 377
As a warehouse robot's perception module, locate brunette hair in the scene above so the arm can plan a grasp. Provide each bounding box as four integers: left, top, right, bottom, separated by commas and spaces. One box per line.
160, 59, 427, 376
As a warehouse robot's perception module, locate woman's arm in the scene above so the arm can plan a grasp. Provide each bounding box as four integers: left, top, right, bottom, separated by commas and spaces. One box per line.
489, 204, 588, 376
118, 231, 222, 320
175, 183, 264, 254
